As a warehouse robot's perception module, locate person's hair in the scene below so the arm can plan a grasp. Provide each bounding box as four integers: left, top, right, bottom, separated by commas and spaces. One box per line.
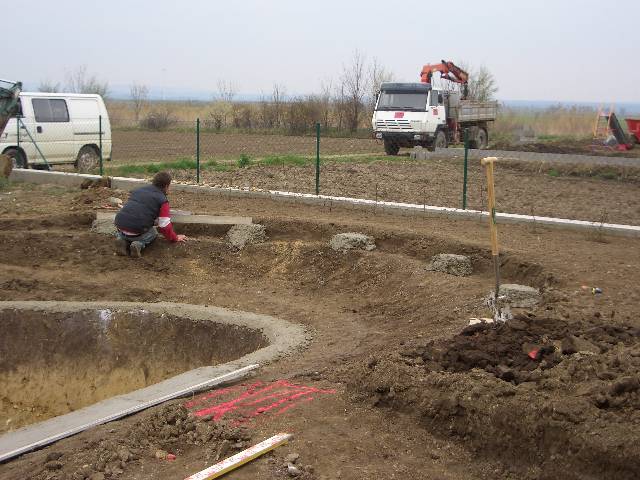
152, 171, 172, 190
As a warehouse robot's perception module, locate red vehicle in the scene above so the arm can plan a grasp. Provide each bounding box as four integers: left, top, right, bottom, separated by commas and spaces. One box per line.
625, 118, 640, 147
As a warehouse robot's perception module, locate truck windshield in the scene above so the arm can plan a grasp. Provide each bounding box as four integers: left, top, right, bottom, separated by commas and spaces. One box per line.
376, 91, 428, 111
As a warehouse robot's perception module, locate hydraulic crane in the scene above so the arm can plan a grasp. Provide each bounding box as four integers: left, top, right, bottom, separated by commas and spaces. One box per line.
420, 60, 469, 98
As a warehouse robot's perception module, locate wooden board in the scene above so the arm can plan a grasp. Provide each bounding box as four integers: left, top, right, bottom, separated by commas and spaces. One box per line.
185, 433, 293, 480
96, 211, 252, 225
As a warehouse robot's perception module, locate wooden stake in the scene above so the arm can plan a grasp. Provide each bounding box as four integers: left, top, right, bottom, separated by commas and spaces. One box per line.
184, 433, 293, 480
481, 157, 501, 306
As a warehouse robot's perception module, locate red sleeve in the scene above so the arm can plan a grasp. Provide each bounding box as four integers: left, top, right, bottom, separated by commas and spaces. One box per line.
157, 202, 178, 242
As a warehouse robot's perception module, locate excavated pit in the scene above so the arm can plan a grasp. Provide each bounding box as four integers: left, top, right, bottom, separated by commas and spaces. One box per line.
0, 307, 268, 434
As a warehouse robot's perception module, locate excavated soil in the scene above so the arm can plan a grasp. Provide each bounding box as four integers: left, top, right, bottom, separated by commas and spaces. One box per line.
349, 315, 640, 479
0, 309, 267, 433
0, 183, 639, 479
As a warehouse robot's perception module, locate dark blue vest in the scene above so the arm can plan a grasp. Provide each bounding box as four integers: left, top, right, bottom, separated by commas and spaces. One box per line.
115, 185, 167, 233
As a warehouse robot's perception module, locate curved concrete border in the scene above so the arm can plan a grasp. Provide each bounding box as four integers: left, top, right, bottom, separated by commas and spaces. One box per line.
0, 301, 310, 462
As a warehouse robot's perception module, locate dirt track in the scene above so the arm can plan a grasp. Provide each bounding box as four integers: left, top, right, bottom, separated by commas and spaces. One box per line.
0, 183, 639, 479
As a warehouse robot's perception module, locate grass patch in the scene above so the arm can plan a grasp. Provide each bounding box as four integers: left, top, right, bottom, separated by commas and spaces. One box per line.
548, 169, 560, 177
261, 155, 311, 167
237, 154, 252, 168
109, 157, 231, 176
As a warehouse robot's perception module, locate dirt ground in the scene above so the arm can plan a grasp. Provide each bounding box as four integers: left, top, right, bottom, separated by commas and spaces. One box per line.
109, 130, 640, 165
0, 182, 639, 479
110, 131, 381, 164
164, 157, 640, 225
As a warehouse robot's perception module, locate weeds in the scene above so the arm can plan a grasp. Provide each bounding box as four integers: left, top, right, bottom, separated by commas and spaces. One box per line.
237, 154, 252, 168
548, 169, 560, 177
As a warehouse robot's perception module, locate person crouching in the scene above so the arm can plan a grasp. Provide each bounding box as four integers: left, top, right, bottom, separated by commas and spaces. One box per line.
114, 171, 187, 257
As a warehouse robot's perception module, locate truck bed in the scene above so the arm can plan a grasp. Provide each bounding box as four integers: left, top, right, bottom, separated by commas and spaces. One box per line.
450, 100, 498, 123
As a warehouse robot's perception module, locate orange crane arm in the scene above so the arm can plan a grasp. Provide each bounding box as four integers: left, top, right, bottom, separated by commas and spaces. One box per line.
420, 60, 469, 85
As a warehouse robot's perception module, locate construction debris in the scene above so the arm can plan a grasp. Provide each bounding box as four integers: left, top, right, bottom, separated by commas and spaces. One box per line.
492, 284, 541, 308
184, 433, 293, 480
227, 224, 267, 250
329, 233, 375, 252
426, 253, 472, 276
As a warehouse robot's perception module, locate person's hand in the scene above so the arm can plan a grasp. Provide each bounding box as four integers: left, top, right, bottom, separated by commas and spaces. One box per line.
176, 234, 188, 243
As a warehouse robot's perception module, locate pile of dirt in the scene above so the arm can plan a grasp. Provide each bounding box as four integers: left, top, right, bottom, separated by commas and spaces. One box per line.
349, 315, 640, 479
329, 232, 376, 252
426, 253, 472, 276
29, 403, 253, 480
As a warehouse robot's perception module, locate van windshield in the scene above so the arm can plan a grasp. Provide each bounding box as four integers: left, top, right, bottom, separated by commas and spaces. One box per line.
376, 91, 428, 111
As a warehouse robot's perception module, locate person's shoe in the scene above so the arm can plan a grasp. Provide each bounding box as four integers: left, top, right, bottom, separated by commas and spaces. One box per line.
130, 241, 143, 258
115, 237, 129, 256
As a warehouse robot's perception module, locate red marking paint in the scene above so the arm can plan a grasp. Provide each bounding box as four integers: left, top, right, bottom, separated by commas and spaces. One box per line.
394, 112, 404, 118
433, 108, 439, 115
528, 349, 540, 360
184, 380, 335, 426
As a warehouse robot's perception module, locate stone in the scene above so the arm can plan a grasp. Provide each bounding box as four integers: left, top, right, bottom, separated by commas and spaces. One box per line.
329, 233, 375, 252
494, 284, 541, 308
426, 253, 472, 276
91, 218, 117, 236
226, 224, 267, 250
108, 197, 123, 207
44, 460, 64, 470
46, 452, 63, 462
287, 463, 302, 477
285, 453, 300, 464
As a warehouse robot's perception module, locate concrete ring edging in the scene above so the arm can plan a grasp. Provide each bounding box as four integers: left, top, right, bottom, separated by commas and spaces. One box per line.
0, 301, 310, 463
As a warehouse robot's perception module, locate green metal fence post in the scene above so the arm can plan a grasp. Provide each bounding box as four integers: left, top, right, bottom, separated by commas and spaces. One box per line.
196, 118, 201, 184
315, 122, 320, 195
462, 128, 469, 209
99, 115, 104, 176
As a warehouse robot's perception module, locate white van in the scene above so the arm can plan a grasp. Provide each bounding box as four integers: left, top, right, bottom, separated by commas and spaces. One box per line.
0, 92, 111, 171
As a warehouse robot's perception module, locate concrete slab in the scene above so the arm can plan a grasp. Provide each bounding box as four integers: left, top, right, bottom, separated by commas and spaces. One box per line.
0, 301, 309, 462
95, 211, 252, 225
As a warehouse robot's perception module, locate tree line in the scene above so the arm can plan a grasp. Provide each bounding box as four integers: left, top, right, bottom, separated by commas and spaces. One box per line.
39, 55, 497, 134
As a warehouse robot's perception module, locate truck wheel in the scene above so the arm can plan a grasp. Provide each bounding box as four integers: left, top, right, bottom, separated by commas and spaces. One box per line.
434, 130, 447, 149
475, 128, 488, 150
76, 146, 100, 172
384, 139, 400, 156
4, 148, 27, 169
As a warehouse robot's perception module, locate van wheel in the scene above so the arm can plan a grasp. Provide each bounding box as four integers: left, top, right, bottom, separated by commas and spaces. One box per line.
5, 148, 27, 169
76, 146, 99, 172
384, 139, 400, 156
476, 128, 488, 150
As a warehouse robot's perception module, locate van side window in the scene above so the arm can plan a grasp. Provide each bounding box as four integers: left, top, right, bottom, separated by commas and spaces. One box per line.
32, 98, 70, 122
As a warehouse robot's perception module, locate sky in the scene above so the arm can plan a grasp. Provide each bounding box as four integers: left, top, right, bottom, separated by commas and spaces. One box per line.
5, 0, 640, 103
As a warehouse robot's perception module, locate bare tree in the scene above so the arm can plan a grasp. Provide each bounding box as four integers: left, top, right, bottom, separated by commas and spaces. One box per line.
368, 58, 394, 114
65, 65, 109, 98
341, 50, 369, 133
129, 83, 149, 122
216, 79, 237, 102
319, 79, 333, 128
271, 83, 286, 129
38, 80, 61, 93
462, 63, 498, 102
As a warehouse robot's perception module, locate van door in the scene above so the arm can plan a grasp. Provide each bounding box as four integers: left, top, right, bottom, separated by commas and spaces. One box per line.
68, 97, 100, 160
0, 97, 38, 164
31, 97, 75, 164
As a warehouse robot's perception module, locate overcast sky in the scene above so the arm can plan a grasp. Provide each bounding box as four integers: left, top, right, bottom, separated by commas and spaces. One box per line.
6, 0, 640, 102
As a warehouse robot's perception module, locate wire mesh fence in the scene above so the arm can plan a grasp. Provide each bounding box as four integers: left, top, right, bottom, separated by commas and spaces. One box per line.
3, 113, 638, 225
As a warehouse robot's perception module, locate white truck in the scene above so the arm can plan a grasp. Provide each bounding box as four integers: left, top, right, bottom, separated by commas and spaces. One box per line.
0, 91, 112, 171
372, 82, 498, 155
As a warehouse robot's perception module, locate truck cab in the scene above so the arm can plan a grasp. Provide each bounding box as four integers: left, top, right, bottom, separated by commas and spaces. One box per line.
372, 82, 496, 155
